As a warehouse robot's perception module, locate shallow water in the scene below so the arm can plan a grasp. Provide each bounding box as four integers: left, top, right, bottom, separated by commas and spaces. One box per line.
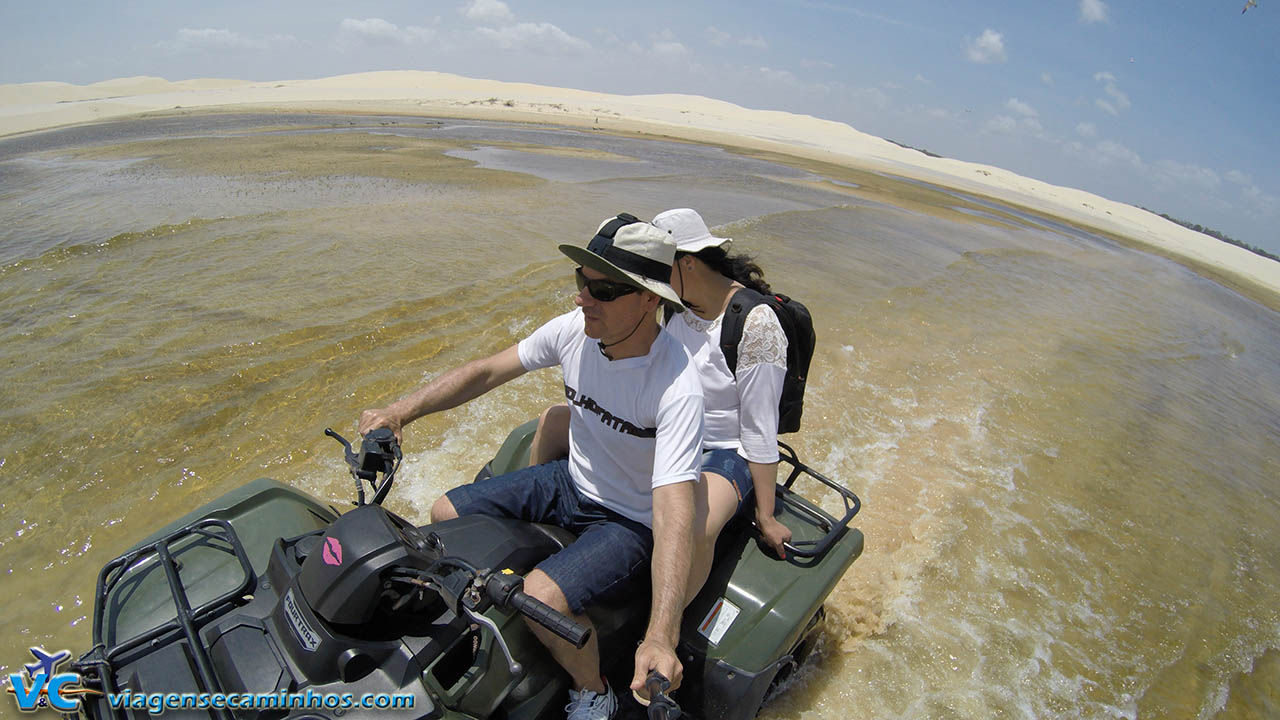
1, 114, 1277, 719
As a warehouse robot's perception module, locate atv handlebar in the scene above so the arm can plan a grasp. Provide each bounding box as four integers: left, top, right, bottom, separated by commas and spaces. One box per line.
484, 570, 591, 649
326, 427, 401, 506
510, 588, 591, 649
644, 672, 682, 720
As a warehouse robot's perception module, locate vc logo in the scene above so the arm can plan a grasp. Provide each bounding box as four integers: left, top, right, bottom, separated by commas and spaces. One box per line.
6, 647, 98, 712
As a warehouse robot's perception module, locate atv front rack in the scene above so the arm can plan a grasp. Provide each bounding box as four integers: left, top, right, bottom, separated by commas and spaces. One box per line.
774, 441, 861, 560
75, 518, 254, 720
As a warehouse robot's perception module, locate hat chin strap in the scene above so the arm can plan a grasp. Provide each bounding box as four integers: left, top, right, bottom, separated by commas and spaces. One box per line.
676, 258, 700, 314
598, 314, 648, 360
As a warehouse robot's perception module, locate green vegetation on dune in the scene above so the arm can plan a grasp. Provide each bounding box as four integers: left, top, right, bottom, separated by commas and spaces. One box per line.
1143, 207, 1278, 263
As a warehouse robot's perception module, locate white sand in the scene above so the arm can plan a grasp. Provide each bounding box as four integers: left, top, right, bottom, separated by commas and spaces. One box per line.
2, 70, 1276, 298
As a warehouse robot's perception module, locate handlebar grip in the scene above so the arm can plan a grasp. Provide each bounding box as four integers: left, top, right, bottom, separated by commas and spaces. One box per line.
644, 672, 681, 720
509, 589, 592, 649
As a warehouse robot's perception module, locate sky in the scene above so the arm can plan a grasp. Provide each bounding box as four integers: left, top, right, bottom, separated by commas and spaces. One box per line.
3, 0, 1278, 255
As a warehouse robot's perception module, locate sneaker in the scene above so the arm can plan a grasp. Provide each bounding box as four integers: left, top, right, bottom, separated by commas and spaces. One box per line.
565, 682, 618, 720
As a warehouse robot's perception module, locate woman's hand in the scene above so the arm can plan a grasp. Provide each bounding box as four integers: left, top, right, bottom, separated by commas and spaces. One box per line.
756, 512, 792, 559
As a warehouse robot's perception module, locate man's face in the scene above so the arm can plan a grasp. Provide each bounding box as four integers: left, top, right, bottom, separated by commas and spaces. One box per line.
574, 266, 656, 340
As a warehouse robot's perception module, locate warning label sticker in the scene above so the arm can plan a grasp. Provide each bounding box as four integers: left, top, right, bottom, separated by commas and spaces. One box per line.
697, 597, 741, 646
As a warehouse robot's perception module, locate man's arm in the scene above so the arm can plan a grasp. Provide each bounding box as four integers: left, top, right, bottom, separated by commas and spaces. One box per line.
360, 345, 526, 440
632, 479, 695, 693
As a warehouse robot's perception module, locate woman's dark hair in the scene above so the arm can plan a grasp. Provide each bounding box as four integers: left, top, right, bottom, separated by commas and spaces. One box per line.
679, 247, 772, 295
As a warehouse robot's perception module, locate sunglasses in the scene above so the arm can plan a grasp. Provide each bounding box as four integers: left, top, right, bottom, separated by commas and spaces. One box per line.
575, 267, 639, 302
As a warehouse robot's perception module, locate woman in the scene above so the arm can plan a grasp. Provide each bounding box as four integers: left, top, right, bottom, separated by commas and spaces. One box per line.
530, 208, 792, 604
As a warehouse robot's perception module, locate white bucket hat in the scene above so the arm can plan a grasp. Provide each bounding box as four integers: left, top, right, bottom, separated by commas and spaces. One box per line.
652, 208, 733, 254
559, 213, 683, 308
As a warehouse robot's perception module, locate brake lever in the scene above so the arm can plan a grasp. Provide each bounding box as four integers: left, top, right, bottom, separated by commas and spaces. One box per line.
460, 603, 523, 677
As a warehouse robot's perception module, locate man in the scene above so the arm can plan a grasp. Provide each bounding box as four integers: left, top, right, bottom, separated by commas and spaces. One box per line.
359, 213, 703, 720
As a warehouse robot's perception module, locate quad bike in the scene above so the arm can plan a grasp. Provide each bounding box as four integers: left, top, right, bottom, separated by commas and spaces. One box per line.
70, 420, 862, 719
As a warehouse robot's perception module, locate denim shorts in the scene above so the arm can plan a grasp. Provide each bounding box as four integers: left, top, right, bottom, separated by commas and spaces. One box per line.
445, 458, 653, 614
701, 448, 753, 510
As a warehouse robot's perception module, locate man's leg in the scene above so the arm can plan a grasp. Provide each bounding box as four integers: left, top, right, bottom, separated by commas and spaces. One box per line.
432, 459, 568, 525
529, 403, 571, 466
432, 486, 600, 684
432, 460, 607, 685
531, 511, 652, 692
430, 494, 459, 523
433, 462, 647, 709
522, 569, 605, 692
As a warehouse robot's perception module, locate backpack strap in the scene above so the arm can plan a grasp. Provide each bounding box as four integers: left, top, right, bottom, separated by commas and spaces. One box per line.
719, 287, 768, 377
662, 303, 676, 326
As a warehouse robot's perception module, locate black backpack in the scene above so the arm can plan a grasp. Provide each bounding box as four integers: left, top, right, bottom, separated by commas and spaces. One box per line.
667, 288, 816, 434
718, 288, 815, 434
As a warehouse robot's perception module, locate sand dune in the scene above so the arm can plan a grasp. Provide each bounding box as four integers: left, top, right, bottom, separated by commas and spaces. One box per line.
2, 70, 1275, 300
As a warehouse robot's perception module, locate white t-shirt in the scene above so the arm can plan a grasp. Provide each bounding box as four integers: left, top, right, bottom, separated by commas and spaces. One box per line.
663, 301, 786, 464
518, 308, 704, 526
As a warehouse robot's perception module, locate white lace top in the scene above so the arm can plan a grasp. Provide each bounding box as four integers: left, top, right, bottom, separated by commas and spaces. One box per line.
663, 299, 787, 463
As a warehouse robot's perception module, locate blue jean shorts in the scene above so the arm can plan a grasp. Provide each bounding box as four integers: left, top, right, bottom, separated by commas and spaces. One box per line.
701, 448, 753, 510
445, 459, 653, 614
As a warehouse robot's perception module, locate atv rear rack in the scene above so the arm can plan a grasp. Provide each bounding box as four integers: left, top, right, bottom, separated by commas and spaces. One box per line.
775, 441, 862, 560
75, 518, 255, 720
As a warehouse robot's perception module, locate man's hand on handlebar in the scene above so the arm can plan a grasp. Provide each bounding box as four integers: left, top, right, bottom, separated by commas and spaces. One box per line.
359, 407, 403, 443
631, 639, 682, 699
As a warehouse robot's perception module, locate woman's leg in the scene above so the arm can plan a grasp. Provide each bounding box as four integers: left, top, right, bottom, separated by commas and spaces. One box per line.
529, 403, 570, 466
686, 471, 741, 606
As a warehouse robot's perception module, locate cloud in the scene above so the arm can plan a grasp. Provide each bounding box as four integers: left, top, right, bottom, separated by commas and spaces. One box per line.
1080, 0, 1109, 23
1076, 121, 1098, 138
1154, 160, 1222, 193
476, 22, 591, 52
855, 86, 893, 111
637, 29, 690, 58
1066, 141, 1278, 232
759, 67, 798, 85
706, 26, 767, 50
1005, 98, 1037, 118
338, 18, 434, 46
1240, 184, 1280, 216
462, 0, 515, 25
986, 115, 1018, 133
1225, 170, 1253, 185
1079, 142, 1245, 196
457, 0, 588, 53
160, 28, 294, 52
1094, 139, 1143, 167
987, 99, 1047, 135
1093, 71, 1131, 115
801, 58, 835, 69
987, 110, 1043, 137
966, 29, 1007, 64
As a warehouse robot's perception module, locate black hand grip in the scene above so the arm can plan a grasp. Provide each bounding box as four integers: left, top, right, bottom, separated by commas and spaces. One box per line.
645, 671, 681, 720
484, 572, 592, 648
509, 589, 592, 649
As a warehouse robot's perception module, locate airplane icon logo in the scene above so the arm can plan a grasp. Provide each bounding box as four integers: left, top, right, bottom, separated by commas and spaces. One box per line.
8, 647, 99, 712
23, 648, 71, 681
